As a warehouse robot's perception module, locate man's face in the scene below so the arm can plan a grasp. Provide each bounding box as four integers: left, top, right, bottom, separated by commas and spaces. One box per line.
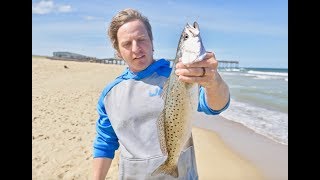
117, 20, 154, 73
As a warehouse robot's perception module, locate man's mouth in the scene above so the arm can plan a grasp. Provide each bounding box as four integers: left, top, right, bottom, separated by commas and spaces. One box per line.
134, 55, 145, 60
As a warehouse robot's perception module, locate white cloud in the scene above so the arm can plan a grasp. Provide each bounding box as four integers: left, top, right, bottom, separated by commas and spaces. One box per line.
32, 0, 72, 15
83, 16, 104, 21
32, 0, 54, 14
57, 5, 72, 13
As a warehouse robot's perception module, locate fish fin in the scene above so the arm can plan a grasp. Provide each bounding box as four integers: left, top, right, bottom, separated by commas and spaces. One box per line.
151, 163, 179, 178
157, 108, 167, 156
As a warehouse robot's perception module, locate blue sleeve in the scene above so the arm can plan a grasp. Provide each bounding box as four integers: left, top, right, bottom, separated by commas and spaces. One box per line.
93, 97, 119, 159
197, 87, 230, 115
93, 78, 124, 159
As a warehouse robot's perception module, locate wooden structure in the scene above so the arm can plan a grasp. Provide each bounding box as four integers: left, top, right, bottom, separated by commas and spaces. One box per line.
49, 52, 238, 68
218, 60, 239, 69
100, 58, 126, 65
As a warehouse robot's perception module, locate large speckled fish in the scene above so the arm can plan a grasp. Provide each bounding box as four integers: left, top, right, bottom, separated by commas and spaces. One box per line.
152, 22, 206, 178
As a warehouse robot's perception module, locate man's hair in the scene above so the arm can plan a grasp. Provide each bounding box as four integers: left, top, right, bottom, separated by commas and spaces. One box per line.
108, 8, 153, 52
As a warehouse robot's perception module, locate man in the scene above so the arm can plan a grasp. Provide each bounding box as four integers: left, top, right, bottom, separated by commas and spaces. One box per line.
93, 8, 230, 180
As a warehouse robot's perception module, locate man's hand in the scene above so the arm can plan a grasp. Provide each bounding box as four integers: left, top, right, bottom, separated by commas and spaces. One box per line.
175, 52, 220, 89
175, 51, 230, 111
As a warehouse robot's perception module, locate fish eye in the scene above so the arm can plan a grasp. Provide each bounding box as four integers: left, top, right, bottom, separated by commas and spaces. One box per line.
184, 34, 189, 40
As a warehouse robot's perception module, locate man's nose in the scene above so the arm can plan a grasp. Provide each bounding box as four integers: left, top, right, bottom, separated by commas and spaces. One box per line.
132, 41, 140, 52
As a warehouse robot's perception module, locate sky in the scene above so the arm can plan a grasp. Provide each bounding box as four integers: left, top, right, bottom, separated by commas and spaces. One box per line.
32, 0, 288, 68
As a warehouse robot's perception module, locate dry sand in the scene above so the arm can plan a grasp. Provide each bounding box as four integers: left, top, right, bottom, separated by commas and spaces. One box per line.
32, 56, 265, 180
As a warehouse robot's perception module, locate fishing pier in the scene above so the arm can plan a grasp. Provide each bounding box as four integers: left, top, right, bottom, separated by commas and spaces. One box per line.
49, 52, 239, 68
218, 60, 239, 69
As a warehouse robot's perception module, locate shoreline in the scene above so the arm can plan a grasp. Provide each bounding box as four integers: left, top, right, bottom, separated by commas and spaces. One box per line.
191, 126, 265, 180
193, 113, 288, 180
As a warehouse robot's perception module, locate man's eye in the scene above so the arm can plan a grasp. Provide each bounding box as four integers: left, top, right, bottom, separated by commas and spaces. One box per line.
123, 43, 130, 47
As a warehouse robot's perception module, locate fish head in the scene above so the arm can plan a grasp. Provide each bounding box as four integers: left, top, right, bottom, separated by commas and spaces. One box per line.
177, 22, 206, 65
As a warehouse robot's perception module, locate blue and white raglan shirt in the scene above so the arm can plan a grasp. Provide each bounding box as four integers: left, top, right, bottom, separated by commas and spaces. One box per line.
93, 59, 229, 179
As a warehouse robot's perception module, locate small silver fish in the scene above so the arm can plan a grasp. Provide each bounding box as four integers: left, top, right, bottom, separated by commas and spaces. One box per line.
152, 22, 206, 178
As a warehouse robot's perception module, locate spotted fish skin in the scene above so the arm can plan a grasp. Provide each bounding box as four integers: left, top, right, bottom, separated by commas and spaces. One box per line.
152, 22, 206, 178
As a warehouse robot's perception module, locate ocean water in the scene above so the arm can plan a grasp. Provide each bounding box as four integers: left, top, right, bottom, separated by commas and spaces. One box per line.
218, 67, 288, 145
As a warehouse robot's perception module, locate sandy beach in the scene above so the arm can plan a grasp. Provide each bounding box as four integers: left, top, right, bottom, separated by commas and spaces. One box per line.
32, 56, 286, 179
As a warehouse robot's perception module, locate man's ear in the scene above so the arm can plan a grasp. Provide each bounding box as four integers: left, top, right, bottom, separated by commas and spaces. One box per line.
116, 51, 122, 59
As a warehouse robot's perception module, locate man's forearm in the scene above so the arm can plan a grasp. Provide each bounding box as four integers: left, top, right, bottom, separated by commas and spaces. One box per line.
93, 157, 112, 180
205, 73, 230, 111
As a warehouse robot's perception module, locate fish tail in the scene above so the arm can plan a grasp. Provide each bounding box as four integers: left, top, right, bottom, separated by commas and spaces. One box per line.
151, 163, 179, 178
